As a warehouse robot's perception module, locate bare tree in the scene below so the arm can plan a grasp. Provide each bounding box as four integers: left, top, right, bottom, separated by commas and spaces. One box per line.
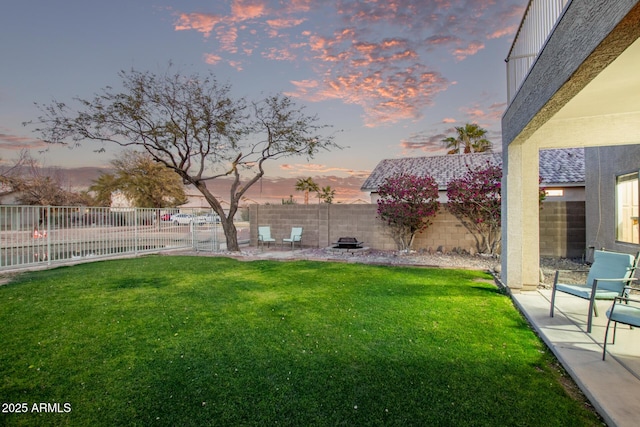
11, 153, 89, 206
0, 150, 29, 197
29, 67, 339, 251
2, 150, 88, 205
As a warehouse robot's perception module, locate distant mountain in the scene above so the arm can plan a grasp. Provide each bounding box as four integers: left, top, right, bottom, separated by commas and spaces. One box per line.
49, 166, 113, 190
20, 166, 370, 204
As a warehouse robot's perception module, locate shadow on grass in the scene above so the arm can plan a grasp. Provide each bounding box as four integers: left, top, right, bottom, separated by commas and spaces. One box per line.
66, 339, 597, 427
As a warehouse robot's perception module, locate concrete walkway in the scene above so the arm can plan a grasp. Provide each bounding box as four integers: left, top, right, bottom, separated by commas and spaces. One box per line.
512, 290, 640, 427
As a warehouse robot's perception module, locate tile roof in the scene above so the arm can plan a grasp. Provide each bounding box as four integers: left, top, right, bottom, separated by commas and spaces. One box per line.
538, 147, 585, 184
361, 148, 584, 191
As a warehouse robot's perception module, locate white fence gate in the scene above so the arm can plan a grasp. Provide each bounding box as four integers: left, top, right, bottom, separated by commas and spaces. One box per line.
0, 205, 222, 271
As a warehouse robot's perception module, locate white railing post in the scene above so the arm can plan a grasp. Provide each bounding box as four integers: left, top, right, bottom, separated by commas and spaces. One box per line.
46, 205, 51, 266
506, 0, 571, 103
135, 208, 139, 257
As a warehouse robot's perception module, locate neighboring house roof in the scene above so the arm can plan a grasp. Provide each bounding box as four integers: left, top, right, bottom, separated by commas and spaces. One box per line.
361, 148, 584, 191
538, 148, 585, 185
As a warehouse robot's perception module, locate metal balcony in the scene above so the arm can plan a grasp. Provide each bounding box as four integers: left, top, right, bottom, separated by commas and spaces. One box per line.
506, 0, 571, 103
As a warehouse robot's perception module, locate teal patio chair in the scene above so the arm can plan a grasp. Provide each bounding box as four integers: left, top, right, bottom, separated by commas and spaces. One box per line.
258, 226, 276, 248
283, 227, 303, 249
550, 250, 639, 333
603, 285, 640, 360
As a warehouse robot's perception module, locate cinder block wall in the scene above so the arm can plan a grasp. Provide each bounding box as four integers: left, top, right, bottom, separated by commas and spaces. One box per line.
249, 202, 585, 257
250, 204, 395, 250
412, 210, 479, 253
539, 201, 586, 258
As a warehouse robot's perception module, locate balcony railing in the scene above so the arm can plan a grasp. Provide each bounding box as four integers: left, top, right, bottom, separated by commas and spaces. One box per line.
506, 0, 571, 103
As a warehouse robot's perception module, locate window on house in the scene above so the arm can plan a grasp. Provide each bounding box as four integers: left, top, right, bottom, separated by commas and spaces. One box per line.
545, 189, 564, 197
616, 172, 639, 244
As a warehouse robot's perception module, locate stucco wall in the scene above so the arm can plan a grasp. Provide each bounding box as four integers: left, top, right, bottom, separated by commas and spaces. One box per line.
502, 0, 640, 147
250, 202, 584, 257
585, 145, 640, 256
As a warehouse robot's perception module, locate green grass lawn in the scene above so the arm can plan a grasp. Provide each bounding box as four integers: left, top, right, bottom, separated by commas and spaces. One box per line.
0, 256, 601, 426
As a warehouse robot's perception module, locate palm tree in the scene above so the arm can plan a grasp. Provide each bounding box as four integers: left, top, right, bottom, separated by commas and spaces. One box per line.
295, 177, 319, 205
318, 186, 336, 204
442, 123, 492, 154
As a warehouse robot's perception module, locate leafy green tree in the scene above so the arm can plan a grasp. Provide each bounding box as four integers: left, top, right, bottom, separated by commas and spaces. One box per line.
90, 151, 187, 208
29, 66, 339, 251
318, 185, 336, 204
295, 177, 319, 205
442, 123, 492, 154
89, 173, 119, 207
376, 174, 440, 251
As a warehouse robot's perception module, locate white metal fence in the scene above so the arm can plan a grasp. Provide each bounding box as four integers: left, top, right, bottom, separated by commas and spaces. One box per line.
506, 0, 571, 103
0, 205, 221, 271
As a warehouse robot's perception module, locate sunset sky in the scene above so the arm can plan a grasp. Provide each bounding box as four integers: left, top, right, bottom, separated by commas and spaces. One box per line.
0, 0, 526, 203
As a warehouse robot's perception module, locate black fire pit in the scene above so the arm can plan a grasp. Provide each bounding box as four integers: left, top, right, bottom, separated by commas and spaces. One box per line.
333, 237, 363, 249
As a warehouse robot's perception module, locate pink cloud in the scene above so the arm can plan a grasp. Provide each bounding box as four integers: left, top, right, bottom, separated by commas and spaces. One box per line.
425, 35, 461, 46
231, 0, 266, 20
262, 47, 296, 61
488, 24, 518, 40
266, 17, 306, 29
171, 0, 523, 126
289, 62, 450, 126
399, 132, 449, 155
216, 25, 239, 53
228, 60, 244, 71
453, 40, 485, 61
462, 107, 485, 120
0, 129, 48, 151
174, 13, 222, 37
488, 4, 526, 39
289, 0, 313, 13
203, 53, 223, 65
460, 100, 507, 124
279, 163, 369, 176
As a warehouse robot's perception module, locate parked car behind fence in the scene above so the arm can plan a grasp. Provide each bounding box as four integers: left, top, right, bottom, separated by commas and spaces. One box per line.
170, 213, 195, 225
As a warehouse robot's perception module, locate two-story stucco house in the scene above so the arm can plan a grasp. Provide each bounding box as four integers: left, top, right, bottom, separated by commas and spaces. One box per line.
502, 0, 640, 292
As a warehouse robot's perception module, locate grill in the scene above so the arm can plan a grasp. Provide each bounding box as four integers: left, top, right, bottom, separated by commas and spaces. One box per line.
333, 237, 363, 249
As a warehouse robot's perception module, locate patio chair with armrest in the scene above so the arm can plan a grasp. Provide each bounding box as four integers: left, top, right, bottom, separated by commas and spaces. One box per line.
258, 226, 276, 248
550, 250, 640, 333
283, 227, 303, 249
603, 283, 640, 360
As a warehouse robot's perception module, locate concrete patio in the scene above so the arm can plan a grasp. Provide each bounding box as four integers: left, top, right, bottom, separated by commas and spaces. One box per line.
513, 289, 640, 427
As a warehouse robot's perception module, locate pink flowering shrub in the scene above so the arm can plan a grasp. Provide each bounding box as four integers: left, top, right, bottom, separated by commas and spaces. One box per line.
446, 163, 502, 255
376, 174, 440, 251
